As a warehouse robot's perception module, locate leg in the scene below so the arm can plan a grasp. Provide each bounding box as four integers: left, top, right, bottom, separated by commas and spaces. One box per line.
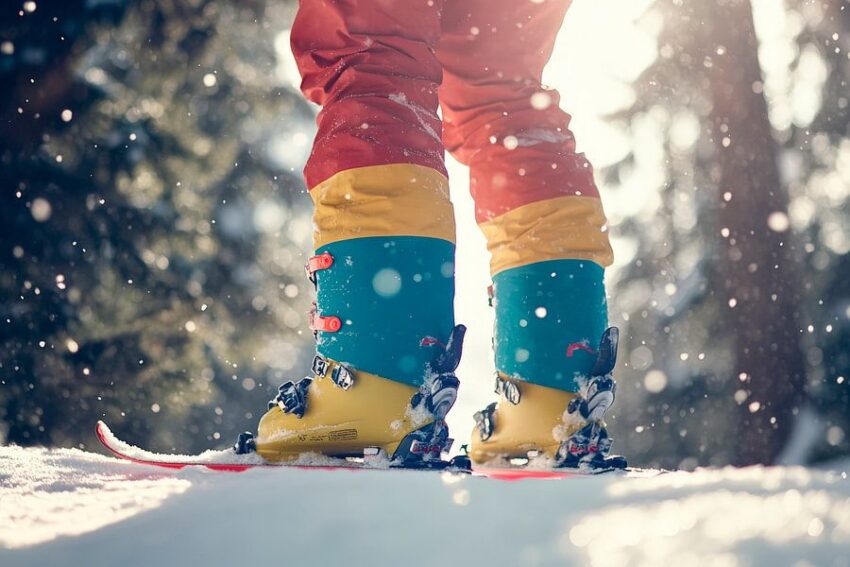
437, 0, 619, 465
294, 0, 448, 187
251, 0, 462, 464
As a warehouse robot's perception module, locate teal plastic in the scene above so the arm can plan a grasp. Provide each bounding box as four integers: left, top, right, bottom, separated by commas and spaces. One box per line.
314, 236, 455, 387
493, 260, 607, 392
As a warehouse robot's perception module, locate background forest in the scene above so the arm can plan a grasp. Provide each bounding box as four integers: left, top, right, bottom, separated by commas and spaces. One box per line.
1, 0, 848, 469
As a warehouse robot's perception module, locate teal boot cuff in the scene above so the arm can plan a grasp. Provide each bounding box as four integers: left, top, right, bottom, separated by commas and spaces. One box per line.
313, 236, 455, 387
493, 259, 608, 392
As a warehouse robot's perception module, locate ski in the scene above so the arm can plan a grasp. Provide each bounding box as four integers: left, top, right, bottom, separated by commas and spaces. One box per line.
96, 420, 468, 474
475, 465, 665, 480
97, 421, 658, 479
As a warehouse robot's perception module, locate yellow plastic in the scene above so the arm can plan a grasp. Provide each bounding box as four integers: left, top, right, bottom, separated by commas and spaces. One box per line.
254, 361, 431, 462
468, 376, 583, 464
478, 195, 613, 276
310, 163, 455, 249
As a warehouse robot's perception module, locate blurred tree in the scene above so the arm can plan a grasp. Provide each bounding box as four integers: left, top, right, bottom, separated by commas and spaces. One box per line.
0, 0, 315, 453
776, 0, 850, 463
701, 0, 806, 465
606, 0, 814, 467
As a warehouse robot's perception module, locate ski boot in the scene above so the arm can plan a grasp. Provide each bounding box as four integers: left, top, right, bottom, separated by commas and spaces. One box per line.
234, 325, 470, 471
469, 327, 627, 471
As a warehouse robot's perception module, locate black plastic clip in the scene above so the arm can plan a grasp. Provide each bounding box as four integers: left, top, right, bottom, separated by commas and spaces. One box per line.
233, 432, 255, 455
494, 374, 521, 405
331, 364, 354, 390
271, 377, 313, 418
473, 402, 497, 442
311, 354, 329, 378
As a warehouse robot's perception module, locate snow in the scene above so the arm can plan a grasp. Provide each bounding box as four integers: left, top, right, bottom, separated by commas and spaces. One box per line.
2, 446, 849, 566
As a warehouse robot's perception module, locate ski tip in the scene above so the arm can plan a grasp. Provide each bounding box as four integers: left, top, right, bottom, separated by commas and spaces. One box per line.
95, 420, 119, 454
95, 420, 110, 441
95, 420, 131, 464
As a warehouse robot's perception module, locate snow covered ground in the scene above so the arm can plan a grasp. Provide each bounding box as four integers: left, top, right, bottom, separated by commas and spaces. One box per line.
2, 446, 849, 567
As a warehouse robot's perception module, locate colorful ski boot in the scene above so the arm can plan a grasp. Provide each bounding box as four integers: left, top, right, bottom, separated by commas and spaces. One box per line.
234, 324, 469, 471
469, 327, 627, 471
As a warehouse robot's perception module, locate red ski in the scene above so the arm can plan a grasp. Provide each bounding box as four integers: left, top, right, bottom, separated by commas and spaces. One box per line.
96, 420, 406, 474
96, 421, 652, 480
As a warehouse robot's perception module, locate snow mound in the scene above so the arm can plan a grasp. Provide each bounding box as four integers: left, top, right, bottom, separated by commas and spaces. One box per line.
1, 445, 849, 566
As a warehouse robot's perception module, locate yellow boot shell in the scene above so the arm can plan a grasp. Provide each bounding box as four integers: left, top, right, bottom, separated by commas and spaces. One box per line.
255, 362, 430, 463
468, 376, 582, 465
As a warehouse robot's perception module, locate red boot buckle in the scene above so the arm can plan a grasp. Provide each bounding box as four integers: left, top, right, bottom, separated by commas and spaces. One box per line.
305, 252, 334, 284
308, 307, 342, 333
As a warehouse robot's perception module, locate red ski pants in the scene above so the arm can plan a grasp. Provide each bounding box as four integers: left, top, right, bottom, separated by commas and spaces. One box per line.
292, 0, 612, 275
